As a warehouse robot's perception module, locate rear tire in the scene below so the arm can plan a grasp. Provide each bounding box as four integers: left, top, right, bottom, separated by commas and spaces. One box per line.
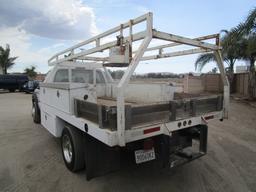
9, 89, 15, 92
32, 102, 40, 124
61, 126, 85, 172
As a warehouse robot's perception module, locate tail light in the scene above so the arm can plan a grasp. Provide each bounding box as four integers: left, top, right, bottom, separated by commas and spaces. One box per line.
143, 127, 160, 134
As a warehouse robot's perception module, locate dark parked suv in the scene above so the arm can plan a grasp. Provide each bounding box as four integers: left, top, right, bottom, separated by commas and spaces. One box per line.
22, 80, 40, 93
0, 74, 29, 92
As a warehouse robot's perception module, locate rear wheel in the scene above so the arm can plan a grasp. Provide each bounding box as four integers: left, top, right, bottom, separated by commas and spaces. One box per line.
32, 102, 40, 123
9, 89, 15, 92
61, 126, 85, 172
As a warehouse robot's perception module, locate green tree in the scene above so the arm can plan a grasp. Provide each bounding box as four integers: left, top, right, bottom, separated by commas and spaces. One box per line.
211, 67, 218, 74
229, 8, 256, 98
238, 35, 256, 97
24, 66, 37, 79
194, 31, 241, 85
0, 44, 18, 74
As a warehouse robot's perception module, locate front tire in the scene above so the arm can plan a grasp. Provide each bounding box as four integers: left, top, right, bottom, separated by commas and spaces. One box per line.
61, 126, 85, 172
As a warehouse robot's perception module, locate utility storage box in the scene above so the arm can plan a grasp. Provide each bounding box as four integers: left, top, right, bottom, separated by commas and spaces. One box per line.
109, 45, 130, 65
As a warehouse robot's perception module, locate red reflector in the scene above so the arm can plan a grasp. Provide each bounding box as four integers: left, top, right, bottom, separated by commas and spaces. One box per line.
204, 115, 214, 120
143, 127, 160, 134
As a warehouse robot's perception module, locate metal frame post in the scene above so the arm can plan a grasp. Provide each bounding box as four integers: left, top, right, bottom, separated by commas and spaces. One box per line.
116, 13, 153, 146
214, 50, 230, 118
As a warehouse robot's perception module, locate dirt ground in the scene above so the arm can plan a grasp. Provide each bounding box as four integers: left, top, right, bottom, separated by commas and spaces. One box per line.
0, 92, 256, 192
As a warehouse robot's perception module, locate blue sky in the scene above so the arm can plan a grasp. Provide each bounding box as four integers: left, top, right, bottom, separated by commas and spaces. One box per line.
0, 0, 255, 74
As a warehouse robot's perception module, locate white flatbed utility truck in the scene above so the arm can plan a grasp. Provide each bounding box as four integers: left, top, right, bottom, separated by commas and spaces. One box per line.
32, 12, 229, 180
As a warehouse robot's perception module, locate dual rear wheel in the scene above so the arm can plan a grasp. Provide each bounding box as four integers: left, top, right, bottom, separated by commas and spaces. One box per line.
31, 101, 85, 172
61, 126, 85, 172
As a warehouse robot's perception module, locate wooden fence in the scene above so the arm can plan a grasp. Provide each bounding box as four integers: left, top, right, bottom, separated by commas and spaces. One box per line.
233, 73, 256, 97
184, 74, 223, 93
135, 73, 254, 98
233, 73, 249, 96
203, 74, 223, 92
184, 73, 255, 98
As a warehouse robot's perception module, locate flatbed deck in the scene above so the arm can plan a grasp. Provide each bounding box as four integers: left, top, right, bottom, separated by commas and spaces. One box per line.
97, 92, 222, 106
75, 92, 223, 130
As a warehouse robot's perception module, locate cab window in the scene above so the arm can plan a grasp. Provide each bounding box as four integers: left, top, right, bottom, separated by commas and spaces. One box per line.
96, 71, 105, 83
71, 69, 93, 84
54, 69, 69, 82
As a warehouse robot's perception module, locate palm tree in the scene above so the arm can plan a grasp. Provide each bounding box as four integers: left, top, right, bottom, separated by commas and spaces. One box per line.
195, 31, 241, 86
229, 8, 256, 98
230, 8, 256, 37
24, 66, 37, 79
237, 34, 256, 98
0, 44, 18, 74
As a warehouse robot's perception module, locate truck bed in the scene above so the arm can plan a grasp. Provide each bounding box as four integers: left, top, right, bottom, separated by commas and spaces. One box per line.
74, 92, 223, 130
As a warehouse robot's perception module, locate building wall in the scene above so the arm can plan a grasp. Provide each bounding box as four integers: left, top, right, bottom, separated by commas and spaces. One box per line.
35, 74, 46, 81
236, 65, 249, 73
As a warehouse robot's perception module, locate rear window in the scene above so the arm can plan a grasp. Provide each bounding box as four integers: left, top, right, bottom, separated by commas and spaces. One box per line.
54, 69, 69, 82
96, 71, 105, 83
71, 69, 93, 84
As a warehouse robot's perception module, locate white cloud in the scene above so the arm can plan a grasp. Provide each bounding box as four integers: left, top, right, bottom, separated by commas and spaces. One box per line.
0, 0, 99, 73
0, 27, 66, 73
0, 0, 98, 40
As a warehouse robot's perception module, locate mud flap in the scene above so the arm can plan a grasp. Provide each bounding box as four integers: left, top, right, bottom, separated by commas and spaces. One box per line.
199, 124, 208, 153
157, 135, 170, 168
84, 133, 120, 180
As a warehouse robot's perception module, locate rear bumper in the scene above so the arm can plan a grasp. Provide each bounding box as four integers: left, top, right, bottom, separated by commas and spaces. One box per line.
124, 124, 208, 169
124, 110, 222, 144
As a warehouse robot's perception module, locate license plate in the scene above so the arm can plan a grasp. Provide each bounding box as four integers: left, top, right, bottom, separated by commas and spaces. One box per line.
135, 148, 155, 164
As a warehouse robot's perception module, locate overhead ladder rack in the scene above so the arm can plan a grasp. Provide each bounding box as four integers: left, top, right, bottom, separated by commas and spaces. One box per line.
48, 12, 229, 146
